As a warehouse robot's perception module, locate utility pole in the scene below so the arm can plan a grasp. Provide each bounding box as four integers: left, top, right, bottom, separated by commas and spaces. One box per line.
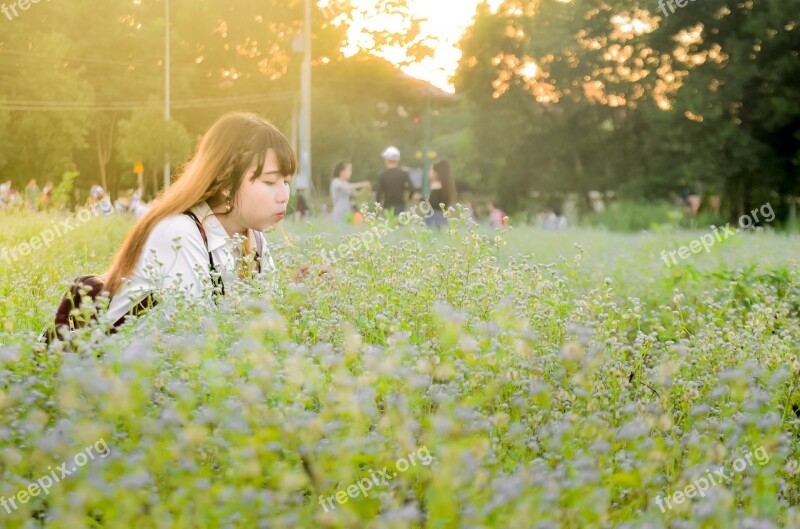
163, 0, 171, 190
422, 88, 432, 200
297, 0, 313, 192
290, 94, 299, 157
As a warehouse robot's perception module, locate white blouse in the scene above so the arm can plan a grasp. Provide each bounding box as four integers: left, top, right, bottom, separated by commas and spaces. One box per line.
104, 201, 275, 324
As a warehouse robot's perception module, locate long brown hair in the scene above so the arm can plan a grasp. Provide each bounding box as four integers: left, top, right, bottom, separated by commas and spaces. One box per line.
104, 112, 297, 297
432, 159, 456, 207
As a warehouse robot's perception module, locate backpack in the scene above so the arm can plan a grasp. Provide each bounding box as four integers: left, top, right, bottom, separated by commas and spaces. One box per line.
40, 210, 263, 344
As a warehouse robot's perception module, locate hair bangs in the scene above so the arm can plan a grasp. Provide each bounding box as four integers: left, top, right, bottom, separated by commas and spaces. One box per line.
267, 128, 298, 177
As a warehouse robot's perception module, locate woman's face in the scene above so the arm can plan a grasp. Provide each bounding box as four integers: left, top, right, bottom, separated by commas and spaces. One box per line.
236, 149, 292, 230
429, 167, 438, 181
340, 164, 353, 180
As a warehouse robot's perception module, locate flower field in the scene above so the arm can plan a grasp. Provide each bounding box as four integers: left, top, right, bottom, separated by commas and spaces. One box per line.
1, 208, 799, 528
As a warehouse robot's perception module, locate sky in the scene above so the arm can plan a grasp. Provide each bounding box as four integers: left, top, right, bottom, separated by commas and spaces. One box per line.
335, 0, 504, 92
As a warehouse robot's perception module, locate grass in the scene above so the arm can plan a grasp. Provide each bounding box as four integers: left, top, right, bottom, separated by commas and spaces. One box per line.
0, 206, 799, 528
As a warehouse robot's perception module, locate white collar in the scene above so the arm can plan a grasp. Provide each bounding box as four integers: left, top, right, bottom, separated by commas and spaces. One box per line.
190, 201, 233, 253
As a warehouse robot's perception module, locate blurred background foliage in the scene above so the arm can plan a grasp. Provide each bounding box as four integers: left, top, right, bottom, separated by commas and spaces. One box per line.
0, 0, 797, 224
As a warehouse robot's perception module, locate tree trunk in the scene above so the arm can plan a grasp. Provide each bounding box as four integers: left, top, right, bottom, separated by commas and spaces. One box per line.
95, 117, 115, 195
151, 168, 159, 201
571, 146, 592, 217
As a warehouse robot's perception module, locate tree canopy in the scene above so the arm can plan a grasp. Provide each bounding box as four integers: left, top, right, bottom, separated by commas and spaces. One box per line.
0, 0, 429, 199
455, 0, 800, 217
1, 0, 797, 217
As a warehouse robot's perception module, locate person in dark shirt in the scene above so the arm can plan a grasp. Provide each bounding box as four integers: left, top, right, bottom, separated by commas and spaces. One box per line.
375, 146, 413, 217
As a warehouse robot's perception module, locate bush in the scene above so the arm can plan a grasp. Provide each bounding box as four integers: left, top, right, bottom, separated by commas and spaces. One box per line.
583, 201, 684, 232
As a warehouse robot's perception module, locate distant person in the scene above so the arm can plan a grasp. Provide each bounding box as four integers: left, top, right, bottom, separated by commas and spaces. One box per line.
0, 180, 10, 208
130, 187, 143, 210
681, 186, 692, 206
41, 181, 54, 209
294, 190, 310, 221
25, 179, 40, 211
330, 161, 370, 223
72, 187, 81, 211
375, 146, 413, 217
89, 185, 103, 203
464, 201, 475, 221
488, 202, 509, 230
687, 194, 701, 215
427, 159, 456, 229
89, 185, 114, 216
9, 190, 23, 208
128, 187, 152, 219
541, 208, 568, 230
132, 201, 151, 220
114, 193, 130, 213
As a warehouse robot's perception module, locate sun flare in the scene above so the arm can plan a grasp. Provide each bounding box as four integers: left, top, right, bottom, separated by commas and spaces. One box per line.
337, 0, 503, 92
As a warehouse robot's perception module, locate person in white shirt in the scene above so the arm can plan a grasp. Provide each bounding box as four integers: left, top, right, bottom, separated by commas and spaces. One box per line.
103, 112, 296, 326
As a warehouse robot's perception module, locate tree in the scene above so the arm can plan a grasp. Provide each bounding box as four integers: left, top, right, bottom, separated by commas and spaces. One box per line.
311, 56, 454, 195
118, 108, 192, 198
0, 0, 422, 197
456, 0, 800, 218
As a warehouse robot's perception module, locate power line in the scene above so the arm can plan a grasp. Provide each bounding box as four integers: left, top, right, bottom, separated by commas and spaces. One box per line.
2, 92, 297, 106
0, 84, 450, 112
0, 48, 294, 75
0, 91, 298, 112
0, 49, 447, 90
0, 49, 159, 68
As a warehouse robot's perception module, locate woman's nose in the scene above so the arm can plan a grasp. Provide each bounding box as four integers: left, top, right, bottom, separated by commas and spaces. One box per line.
276, 183, 290, 204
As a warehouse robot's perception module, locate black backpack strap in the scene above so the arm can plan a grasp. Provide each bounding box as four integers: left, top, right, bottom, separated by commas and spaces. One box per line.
111, 211, 224, 332
253, 230, 263, 274
112, 293, 157, 331
183, 210, 225, 296
46, 211, 229, 343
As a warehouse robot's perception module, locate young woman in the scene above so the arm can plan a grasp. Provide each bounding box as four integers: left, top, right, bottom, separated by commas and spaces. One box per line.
329, 161, 370, 223
427, 159, 456, 229
103, 112, 296, 326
